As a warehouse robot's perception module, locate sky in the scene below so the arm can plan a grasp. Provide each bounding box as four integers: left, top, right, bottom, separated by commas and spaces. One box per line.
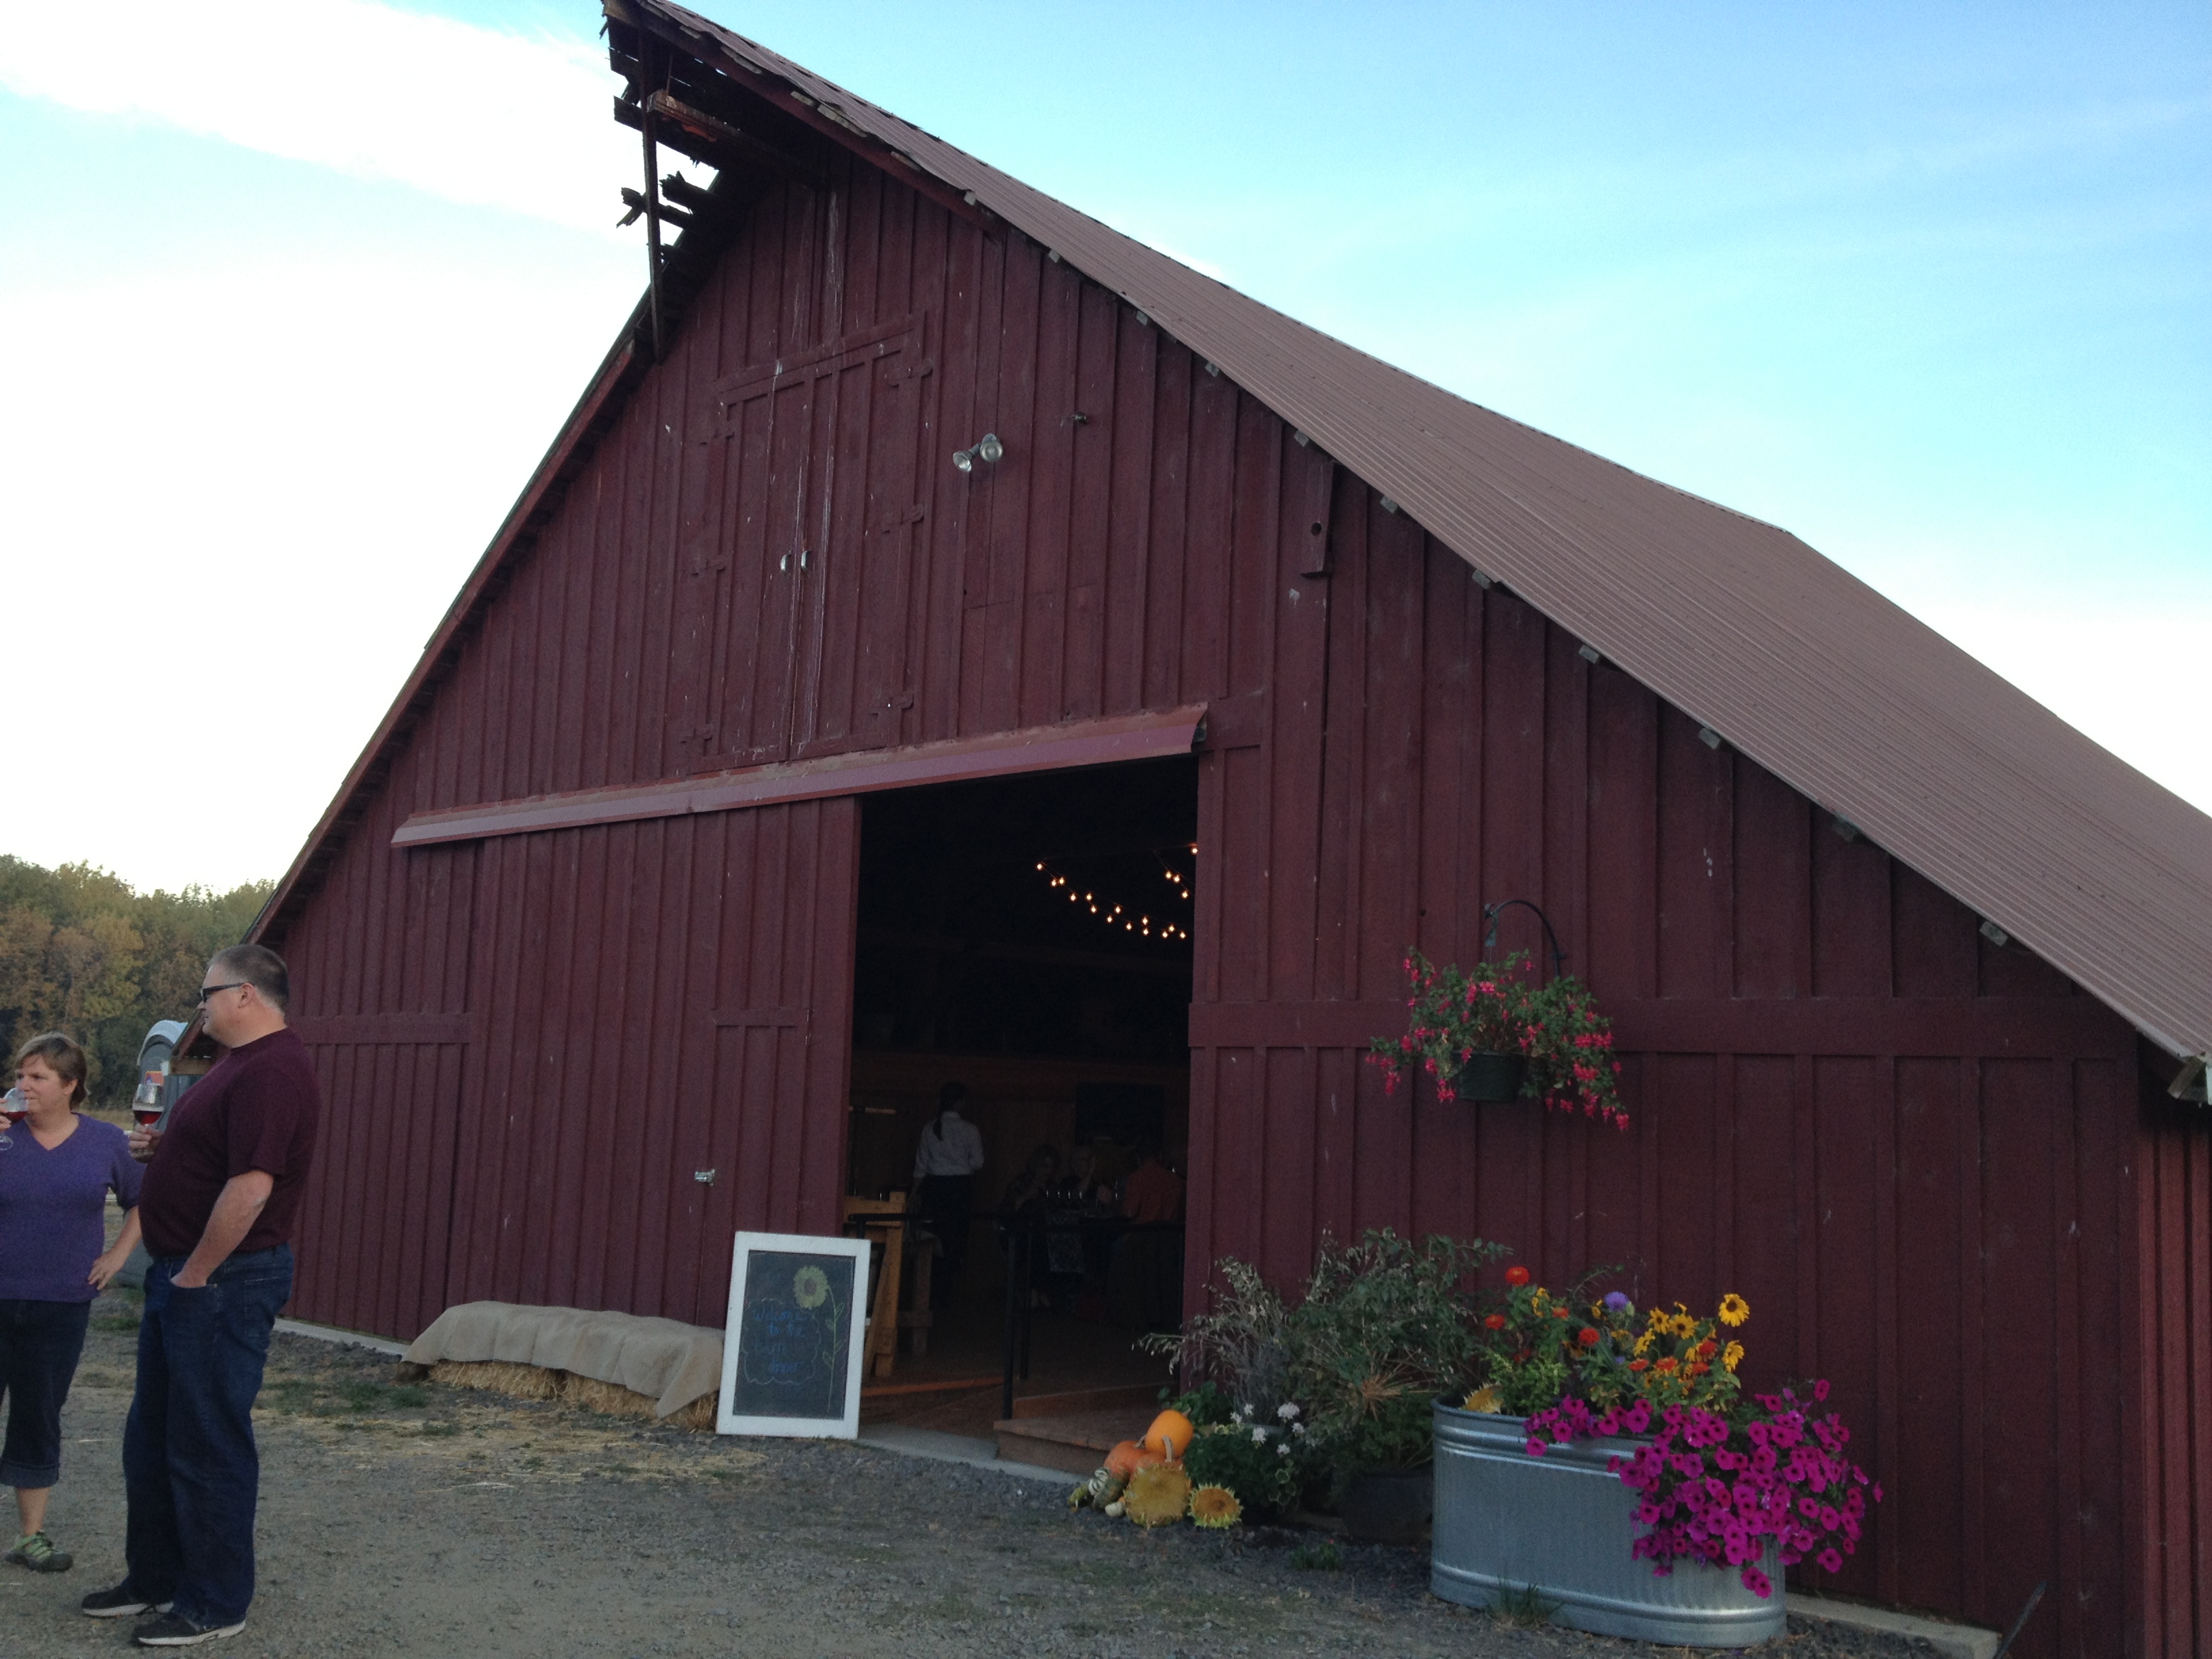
1, 0, 2205, 897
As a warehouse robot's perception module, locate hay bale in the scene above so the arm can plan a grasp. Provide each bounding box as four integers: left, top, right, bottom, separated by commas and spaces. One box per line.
559, 1372, 716, 1429
428, 1359, 717, 1429
428, 1360, 565, 1400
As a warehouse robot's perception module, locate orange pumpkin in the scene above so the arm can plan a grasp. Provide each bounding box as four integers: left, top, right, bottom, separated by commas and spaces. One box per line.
1142, 1408, 1196, 1462
1103, 1439, 1164, 1480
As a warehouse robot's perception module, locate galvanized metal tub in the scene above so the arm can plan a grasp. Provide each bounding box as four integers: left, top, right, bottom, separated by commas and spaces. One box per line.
1431, 1401, 1786, 1646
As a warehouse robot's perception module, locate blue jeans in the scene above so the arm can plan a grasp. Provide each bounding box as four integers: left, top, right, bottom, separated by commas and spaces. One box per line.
0, 1298, 91, 1489
123, 1247, 292, 1628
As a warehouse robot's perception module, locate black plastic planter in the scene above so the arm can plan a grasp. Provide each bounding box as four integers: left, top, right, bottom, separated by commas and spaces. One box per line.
1451, 1051, 1526, 1103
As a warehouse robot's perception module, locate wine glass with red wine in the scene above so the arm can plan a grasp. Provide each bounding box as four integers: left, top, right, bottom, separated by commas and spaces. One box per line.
0, 1086, 24, 1151
133, 1071, 165, 1132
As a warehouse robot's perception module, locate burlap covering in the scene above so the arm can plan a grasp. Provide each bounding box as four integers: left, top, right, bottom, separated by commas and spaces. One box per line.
403, 1302, 723, 1418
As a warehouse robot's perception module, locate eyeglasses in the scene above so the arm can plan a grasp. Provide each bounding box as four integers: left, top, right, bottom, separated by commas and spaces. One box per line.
197, 981, 247, 1006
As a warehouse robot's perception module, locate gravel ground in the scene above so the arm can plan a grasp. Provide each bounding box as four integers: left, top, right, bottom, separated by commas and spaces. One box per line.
1, 1289, 1954, 1658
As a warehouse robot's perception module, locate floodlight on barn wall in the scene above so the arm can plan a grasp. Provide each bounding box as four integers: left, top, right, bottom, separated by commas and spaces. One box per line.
952, 433, 1004, 473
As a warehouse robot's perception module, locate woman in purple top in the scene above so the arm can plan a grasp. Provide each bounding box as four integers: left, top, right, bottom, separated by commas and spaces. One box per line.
1, 1033, 143, 1574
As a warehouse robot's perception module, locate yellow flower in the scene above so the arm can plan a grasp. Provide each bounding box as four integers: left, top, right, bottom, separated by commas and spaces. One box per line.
1718, 1293, 1750, 1327
1668, 1307, 1698, 1338
1633, 1331, 1655, 1357
1189, 1485, 1243, 1530
1464, 1385, 1504, 1414
1722, 1341, 1744, 1373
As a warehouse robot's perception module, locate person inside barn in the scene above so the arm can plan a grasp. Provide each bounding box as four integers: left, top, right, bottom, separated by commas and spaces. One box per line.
79, 945, 319, 1648
911, 1082, 985, 1310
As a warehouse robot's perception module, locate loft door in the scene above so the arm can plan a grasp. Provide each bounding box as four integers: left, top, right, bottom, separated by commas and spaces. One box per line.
671, 316, 930, 774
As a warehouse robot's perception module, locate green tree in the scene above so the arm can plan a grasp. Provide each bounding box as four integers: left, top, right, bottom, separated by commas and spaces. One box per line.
0, 857, 273, 1107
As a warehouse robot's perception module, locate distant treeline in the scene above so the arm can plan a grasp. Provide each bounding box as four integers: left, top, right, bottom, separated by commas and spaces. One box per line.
0, 857, 272, 1107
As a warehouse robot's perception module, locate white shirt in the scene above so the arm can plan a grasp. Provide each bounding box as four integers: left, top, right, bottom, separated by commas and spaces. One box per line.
913, 1110, 985, 1179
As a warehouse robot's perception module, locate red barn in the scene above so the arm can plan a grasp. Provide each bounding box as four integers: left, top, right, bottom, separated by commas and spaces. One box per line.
251, 4, 2212, 1652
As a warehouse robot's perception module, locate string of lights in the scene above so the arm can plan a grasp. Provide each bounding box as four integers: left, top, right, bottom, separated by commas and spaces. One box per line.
1033, 843, 1196, 943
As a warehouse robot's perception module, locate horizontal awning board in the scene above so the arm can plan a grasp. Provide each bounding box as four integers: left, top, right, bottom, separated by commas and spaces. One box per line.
392, 706, 1207, 848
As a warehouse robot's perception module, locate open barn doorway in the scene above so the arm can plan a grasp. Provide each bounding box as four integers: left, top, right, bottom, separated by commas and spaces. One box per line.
845, 755, 1198, 1448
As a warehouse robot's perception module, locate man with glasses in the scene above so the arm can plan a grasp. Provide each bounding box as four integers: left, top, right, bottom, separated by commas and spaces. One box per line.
80, 945, 319, 1648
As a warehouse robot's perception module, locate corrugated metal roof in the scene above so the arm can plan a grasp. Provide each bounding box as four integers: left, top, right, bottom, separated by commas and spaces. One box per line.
630, 0, 2211, 1060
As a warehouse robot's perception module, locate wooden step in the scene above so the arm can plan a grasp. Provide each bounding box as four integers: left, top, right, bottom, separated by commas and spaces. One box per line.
991, 1404, 1153, 1477
1008, 1383, 1160, 1419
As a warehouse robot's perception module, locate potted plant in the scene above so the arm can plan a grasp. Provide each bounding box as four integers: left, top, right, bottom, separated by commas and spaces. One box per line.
1369, 950, 1629, 1128
1432, 1267, 1881, 1645
1147, 1231, 1507, 1542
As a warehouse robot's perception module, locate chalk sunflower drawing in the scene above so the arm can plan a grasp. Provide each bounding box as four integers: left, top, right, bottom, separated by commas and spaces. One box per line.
793, 1265, 831, 1309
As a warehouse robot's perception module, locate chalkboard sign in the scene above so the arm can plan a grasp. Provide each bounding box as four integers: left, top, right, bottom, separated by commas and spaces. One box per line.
716, 1231, 870, 1438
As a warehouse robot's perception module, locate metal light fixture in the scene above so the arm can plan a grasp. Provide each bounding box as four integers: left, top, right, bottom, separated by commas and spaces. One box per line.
952, 433, 1004, 472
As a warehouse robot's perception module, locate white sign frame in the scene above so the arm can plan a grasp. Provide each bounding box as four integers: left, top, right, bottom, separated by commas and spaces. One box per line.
716, 1230, 871, 1438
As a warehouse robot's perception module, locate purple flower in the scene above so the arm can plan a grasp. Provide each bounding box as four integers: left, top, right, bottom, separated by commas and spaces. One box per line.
1742, 1568, 1771, 1599
1603, 1291, 1632, 1312
1817, 1547, 1844, 1573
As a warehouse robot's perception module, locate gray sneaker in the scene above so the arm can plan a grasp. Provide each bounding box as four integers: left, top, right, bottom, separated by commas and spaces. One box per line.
81, 1582, 171, 1617
132, 1610, 247, 1646
5, 1531, 73, 1573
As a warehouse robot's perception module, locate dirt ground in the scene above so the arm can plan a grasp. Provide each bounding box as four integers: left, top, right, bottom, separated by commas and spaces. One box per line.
1, 1286, 1954, 1658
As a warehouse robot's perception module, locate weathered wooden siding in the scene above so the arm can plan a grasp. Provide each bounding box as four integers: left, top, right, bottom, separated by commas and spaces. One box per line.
1181, 505, 2137, 1652
261, 144, 2173, 1656
2139, 1080, 2212, 1659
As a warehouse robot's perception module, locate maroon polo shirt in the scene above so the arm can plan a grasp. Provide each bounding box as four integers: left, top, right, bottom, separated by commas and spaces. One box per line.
138, 1025, 321, 1258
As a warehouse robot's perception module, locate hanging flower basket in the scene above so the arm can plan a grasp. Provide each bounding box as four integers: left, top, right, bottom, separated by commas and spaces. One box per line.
1368, 949, 1629, 1129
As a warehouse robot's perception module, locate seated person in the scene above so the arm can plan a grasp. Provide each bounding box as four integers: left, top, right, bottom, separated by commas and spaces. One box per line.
1000, 1145, 1061, 1218
1120, 1142, 1185, 1225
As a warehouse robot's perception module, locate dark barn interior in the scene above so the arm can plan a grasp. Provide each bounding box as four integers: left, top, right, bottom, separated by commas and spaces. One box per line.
846, 757, 1197, 1353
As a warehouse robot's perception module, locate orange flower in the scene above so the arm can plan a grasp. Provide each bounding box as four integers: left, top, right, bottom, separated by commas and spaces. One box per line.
1577, 1327, 1601, 1347
1655, 1357, 1679, 1374
1696, 1340, 1717, 1360
1629, 1359, 1650, 1372
1686, 1361, 1710, 1377
1505, 1266, 1531, 1287
1484, 1313, 1507, 1330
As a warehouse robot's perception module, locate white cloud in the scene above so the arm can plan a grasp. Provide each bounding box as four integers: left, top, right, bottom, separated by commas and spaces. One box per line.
0, 0, 633, 232
0, 247, 636, 894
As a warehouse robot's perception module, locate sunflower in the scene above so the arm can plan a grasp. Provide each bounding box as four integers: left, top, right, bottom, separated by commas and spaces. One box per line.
1189, 1485, 1243, 1529
1463, 1385, 1504, 1414
1722, 1340, 1744, 1373
792, 1266, 831, 1309
1633, 1331, 1655, 1357
1718, 1293, 1750, 1327
1668, 1309, 1698, 1338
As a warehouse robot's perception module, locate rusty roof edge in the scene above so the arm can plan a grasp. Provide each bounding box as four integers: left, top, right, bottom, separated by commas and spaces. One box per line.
638, 0, 2212, 1057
